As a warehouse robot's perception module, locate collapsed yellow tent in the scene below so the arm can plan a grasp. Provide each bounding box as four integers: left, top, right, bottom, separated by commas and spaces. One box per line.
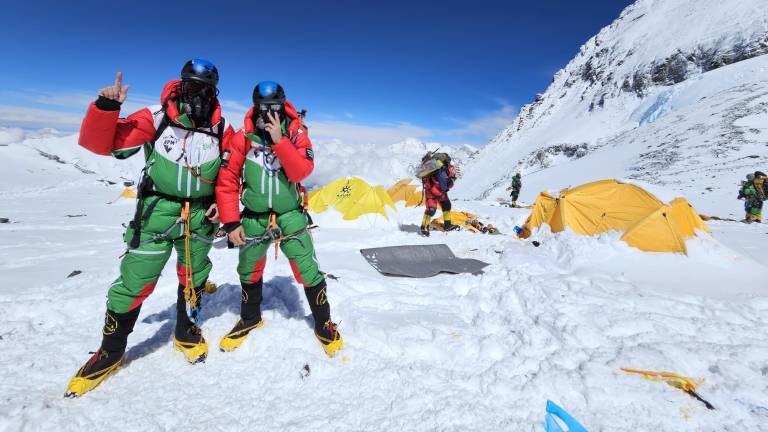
387, 179, 423, 207
520, 180, 709, 254
308, 177, 396, 220
430, 211, 479, 231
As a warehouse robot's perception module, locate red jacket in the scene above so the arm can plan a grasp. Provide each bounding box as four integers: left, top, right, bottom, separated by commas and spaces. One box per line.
216, 100, 314, 224
423, 175, 446, 204
78, 79, 230, 156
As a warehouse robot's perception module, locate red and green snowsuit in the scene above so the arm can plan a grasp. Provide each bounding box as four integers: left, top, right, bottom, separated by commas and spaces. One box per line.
79, 80, 233, 314
216, 101, 323, 288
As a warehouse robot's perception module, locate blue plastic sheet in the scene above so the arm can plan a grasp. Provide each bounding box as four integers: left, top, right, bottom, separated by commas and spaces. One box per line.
544, 400, 587, 432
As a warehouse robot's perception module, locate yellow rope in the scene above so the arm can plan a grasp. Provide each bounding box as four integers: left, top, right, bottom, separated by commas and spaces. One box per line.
271, 213, 279, 260
182, 202, 197, 314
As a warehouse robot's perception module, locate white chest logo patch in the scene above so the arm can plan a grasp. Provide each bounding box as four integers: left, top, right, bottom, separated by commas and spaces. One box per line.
161, 135, 178, 154
250, 144, 282, 171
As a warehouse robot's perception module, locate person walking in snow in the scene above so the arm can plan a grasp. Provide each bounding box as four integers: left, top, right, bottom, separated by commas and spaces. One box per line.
216, 82, 343, 357
739, 171, 767, 223
506, 172, 522, 207
418, 151, 458, 236
66, 60, 233, 397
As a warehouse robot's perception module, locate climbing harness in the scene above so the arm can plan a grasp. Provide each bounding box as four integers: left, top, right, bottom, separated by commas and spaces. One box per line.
240, 212, 318, 259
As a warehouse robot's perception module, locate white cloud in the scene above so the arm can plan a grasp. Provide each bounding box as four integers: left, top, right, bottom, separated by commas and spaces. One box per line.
0, 126, 26, 145
0, 88, 156, 111
0, 89, 161, 131
0, 105, 83, 130
0, 88, 520, 147
307, 120, 433, 146
442, 102, 519, 140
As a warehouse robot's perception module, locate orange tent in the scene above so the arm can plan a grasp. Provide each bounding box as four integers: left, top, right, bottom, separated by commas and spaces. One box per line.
519, 180, 709, 254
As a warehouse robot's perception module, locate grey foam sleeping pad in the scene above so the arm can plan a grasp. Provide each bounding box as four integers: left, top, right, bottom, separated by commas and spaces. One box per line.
360, 244, 489, 278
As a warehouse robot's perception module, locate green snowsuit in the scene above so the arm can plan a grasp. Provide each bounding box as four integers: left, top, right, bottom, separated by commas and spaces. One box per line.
509, 174, 522, 202
79, 86, 230, 314
741, 178, 766, 221
216, 105, 323, 288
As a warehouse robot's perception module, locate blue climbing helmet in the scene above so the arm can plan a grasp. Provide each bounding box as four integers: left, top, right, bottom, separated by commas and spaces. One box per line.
180, 59, 219, 87
252, 81, 286, 108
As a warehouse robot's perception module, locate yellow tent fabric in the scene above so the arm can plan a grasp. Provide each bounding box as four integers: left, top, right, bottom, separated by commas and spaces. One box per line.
620, 206, 687, 254
555, 180, 664, 235
527, 192, 559, 231
387, 179, 423, 207
387, 179, 412, 196
430, 211, 482, 232
520, 179, 708, 254
431, 211, 477, 226
340, 186, 395, 220
667, 197, 710, 237
405, 189, 423, 207
621, 368, 703, 393
307, 188, 332, 213
308, 177, 396, 220
109, 186, 137, 203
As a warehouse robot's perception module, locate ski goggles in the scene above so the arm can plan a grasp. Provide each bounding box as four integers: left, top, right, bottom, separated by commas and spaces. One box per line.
257, 102, 284, 112
181, 80, 219, 97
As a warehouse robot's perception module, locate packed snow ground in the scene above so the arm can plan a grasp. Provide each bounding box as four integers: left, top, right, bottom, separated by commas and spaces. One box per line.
1, 134, 767, 431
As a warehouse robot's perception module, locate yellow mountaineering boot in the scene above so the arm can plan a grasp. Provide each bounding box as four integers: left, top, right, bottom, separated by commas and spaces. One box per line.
315, 320, 344, 357
219, 319, 265, 352
173, 324, 208, 364
220, 280, 265, 352
420, 213, 432, 237
65, 348, 124, 398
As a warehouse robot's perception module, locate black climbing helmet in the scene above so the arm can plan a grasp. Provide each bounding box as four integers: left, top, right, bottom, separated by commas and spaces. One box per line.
755, 171, 767, 178
253, 81, 286, 107
180, 59, 219, 87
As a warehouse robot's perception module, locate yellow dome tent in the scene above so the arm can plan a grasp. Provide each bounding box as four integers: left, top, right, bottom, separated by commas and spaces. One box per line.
307, 187, 332, 213
387, 179, 423, 207
308, 177, 396, 220
519, 180, 709, 254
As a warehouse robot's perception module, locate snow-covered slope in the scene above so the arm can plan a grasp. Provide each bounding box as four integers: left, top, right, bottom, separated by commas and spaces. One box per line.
455, 0, 768, 215
1, 125, 768, 431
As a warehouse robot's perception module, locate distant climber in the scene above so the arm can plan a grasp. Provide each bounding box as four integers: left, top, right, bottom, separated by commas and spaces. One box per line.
417, 151, 457, 236
506, 173, 522, 207
738, 171, 767, 223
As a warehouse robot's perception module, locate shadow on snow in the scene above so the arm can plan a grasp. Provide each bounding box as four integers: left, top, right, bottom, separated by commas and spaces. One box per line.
124, 276, 311, 364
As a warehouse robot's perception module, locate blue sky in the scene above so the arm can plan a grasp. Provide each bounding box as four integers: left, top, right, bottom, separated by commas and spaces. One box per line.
0, 0, 635, 146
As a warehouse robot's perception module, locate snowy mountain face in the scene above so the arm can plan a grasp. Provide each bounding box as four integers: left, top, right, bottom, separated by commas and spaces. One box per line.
455, 0, 768, 215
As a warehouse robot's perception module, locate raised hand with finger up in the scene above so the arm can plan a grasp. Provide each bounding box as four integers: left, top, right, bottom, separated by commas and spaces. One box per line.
98, 71, 130, 103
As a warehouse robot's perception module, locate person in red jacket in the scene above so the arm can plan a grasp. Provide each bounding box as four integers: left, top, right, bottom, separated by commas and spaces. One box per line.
66, 60, 233, 398
420, 153, 458, 236
215, 82, 342, 357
